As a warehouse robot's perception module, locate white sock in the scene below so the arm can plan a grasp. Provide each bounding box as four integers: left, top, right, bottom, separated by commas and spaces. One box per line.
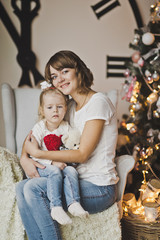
51, 206, 72, 225
68, 202, 89, 218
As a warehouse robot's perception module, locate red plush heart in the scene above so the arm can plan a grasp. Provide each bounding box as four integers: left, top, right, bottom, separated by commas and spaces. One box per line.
44, 134, 62, 151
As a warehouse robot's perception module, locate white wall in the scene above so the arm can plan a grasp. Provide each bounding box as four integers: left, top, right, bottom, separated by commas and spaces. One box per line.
0, 0, 153, 148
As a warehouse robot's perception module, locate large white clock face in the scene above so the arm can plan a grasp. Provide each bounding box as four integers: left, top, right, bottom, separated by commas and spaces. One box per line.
0, 0, 147, 147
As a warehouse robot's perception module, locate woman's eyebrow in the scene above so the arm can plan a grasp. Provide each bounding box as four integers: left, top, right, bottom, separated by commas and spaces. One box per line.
50, 73, 56, 78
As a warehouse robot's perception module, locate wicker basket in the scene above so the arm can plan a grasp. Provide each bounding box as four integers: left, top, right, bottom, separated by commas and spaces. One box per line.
121, 215, 160, 240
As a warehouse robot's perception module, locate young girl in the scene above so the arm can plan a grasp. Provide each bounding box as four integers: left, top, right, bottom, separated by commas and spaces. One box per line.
16, 50, 118, 240
30, 84, 88, 225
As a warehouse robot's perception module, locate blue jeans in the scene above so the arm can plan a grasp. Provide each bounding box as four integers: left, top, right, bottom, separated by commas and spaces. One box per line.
37, 164, 80, 208
16, 178, 117, 240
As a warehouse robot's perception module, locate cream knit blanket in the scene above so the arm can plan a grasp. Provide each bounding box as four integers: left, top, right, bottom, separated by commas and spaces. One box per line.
60, 203, 121, 240
0, 146, 121, 240
0, 147, 27, 240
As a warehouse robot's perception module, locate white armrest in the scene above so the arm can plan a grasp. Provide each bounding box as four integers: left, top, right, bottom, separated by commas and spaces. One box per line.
1, 83, 16, 153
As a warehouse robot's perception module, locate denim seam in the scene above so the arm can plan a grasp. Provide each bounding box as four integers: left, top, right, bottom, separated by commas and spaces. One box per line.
83, 192, 108, 199
65, 175, 80, 206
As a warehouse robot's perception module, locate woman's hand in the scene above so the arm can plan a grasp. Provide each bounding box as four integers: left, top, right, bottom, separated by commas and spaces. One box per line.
25, 131, 41, 158
20, 153, 45, 178
52, 161, 67, 170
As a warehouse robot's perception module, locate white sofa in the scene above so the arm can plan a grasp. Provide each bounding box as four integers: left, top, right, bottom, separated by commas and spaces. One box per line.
1, 83, 135, 240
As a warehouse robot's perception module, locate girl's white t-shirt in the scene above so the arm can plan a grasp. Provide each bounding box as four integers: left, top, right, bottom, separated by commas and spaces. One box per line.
31, 120, 70, 165
65, 92, 119, 186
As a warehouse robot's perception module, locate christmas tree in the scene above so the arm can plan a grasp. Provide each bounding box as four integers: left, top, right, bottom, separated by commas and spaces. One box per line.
118, 1, 160, 197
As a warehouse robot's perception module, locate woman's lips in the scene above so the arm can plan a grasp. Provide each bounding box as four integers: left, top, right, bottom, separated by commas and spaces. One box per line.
61, 82, 70, 89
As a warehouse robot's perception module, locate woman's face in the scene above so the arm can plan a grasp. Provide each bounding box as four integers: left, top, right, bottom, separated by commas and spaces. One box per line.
49, 66, 78, 96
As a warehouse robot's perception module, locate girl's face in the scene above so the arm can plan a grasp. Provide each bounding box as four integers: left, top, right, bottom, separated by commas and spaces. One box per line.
41, 92, 67, 128
49, 66, 78, 96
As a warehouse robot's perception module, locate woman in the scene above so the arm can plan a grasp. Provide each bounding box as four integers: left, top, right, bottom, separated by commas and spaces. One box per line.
16, 50, 119, 240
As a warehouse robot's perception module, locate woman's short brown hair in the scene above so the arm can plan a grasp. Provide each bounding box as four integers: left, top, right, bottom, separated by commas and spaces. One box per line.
45, 50, 94, 94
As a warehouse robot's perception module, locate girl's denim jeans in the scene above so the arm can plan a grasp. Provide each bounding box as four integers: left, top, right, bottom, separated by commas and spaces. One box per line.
37, 164, 80, 208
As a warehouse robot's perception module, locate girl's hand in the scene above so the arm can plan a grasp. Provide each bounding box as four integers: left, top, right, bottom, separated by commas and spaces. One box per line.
20, 153, 45, 178
52, 161, 67, 170
25, 131, 40, 158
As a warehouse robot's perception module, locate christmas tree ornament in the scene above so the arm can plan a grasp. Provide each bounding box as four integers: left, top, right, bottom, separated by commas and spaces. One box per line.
131, 51, 141, 63
152, 71, 159, 81
137, 57, 144, 67
129, 108, 135, 118
130, 95, 137, 103
129, 125, 137, 134
135, 102, 143, 111
146, 75, 153, 84
152, 82, 159, 89
129, 80, 141, 103
142, 32, 155, 45
140, 148, 148, 159
130, 104, 136, 112
145, 69, 151, 77
147, 92, 158, 104
133, 34, 140, 45
122, 76, 137, 102
124, 69, 130, 77
131, 102, 142, 111
147, 92, 158, 119
147, 128, 159, 143
134, 144, 141, 152
153, 109, 160, 118
126, 122, 135, 131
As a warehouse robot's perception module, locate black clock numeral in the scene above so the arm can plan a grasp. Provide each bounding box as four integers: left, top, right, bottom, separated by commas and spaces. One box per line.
106, 56, 131, 78
128, 0, 143, 27
91, 0, 120, 19
0, 1, 44, 87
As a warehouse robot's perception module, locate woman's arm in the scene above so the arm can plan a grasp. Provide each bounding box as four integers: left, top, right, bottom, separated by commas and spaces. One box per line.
25, 119, 105, 164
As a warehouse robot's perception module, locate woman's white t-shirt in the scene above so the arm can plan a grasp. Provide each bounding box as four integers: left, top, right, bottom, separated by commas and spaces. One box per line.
65, 92, 119, 186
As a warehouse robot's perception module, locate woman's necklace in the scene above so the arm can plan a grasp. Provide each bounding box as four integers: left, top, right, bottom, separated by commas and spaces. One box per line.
77, 91, 89, 111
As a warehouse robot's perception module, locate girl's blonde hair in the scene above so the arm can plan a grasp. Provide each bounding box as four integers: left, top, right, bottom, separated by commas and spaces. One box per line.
38, 88, 68, 120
